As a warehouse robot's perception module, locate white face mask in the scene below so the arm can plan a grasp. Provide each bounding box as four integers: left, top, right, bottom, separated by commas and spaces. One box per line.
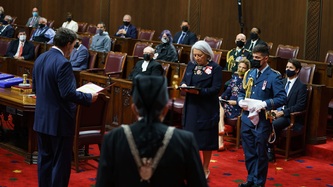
19, 35, 27, 41
161, 37, 168, 43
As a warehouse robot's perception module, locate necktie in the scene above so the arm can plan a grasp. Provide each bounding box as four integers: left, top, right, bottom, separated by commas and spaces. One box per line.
178, 33, 186, 44
30, 17, 36, 27
249, 42, 254, 51
257, 71, 261, 78
18, 42, 23, 57
285, 81, 291, 95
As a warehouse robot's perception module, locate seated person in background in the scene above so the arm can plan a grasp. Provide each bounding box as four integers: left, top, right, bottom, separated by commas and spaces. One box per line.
114, 14, 137, 39
225, 33, 252, 73
62, 12, 78, 33
26, 7, 40, 28
128, 46, 164, 80
0, 6, 5, 24
268, 59, 307, 162
69, 36, 89, 71
30, 17, 55, 44
6, 30, 35, 60
218, 58, 250, 151
244, 27, 267, 51
95, 75, 208, 187
90, 22, 111, 52
0, 15, 14, 38
154, 30, 178, 62
173, 20, 198, 45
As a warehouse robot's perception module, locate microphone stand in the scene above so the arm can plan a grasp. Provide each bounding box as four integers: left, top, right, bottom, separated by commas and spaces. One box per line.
237, 0, 244, 33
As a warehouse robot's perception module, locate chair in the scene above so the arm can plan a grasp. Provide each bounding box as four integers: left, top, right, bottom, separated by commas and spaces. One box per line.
11, 16, 17, 25
33, 43, 40, 59
87, 51, 127, 78
77, 22, 88, 33
298, 63, 316, 85
175, 46, 183, 63
223, 116, 242, 149
86, 24, 97, 35
88, 51, 98, 69
275, 44, 299, 59
132, 41, 152, 58
110, 37, 117, 51
324, 50, 333, 64
161, 63, 170, 77
0, 39, 11, 56
79, 34, 92, 49
137, 29, 155, 40
47, 20, 55, 28
204, 36, 223, 49
266, 42, 273, 50
212, 50, 222, 65
275, 85, 312, 160
73, 93, 110, 172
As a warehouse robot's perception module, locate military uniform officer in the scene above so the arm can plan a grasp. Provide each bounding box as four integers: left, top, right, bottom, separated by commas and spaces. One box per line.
225, 33, 252, 73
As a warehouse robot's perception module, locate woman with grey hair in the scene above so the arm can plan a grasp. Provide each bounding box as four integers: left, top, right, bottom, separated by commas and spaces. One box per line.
180, 40, 223, 178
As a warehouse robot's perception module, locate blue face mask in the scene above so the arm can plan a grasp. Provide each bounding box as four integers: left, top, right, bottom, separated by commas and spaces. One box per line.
32, 12, 38, 17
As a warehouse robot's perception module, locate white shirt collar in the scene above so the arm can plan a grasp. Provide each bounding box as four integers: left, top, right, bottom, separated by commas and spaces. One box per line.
52, 46, 64, 56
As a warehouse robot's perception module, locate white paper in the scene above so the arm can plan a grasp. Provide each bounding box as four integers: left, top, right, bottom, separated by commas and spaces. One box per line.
76, 82, 104, 93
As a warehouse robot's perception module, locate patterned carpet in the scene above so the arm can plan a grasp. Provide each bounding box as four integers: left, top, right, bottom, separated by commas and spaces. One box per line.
0, 144, 333, 187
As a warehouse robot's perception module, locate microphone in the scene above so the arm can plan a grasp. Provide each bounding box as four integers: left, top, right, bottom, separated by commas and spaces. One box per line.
237, 0, 244, 33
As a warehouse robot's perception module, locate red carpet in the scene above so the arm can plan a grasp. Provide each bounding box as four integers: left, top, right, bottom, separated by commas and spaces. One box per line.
1, 144, 333, 187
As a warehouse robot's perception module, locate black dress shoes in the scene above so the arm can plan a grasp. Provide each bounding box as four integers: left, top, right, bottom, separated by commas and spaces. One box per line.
238, 181, 254, 187
268, 148, 276, 163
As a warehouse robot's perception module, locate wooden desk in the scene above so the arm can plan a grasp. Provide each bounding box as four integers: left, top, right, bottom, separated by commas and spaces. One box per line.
0, 87, 36, 164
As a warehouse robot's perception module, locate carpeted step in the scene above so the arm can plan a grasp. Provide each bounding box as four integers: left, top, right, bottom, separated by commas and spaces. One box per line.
306, 136, 333, 162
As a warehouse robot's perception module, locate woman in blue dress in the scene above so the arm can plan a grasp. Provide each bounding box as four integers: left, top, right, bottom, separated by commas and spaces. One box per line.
180, 41, 222, 178
218, 58, 250, 150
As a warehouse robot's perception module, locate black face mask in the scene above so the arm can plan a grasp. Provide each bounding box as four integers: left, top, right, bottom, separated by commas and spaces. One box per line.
250, 32, 259, 40
286, 69, 296, 77
66, 17, 72, 22
74, 42, 79, 48
251, 59, 262, 68
123, 21, 130, 26
181, 26, 189, 32
2, 20, 8, 25
143, 54, 151, 61
236, 40, 245, 48
39, 24, 45, 28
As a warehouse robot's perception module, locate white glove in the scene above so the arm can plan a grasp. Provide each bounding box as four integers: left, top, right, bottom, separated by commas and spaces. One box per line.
255, 101, 267, 112
238, 100, 248, 110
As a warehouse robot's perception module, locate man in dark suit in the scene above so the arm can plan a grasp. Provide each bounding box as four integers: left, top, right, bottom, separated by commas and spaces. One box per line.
69, 36, 89, 70
0, 15, 14, 38
6, 30, 35, 60
26, 7, 40, 28
268, 59, 307, 162
173, 20, 198, 45
114, 14, 137, 39
32, 28, 98, 187
237, 45, 286, 187
128, 46, 164, 80
96, 75, 208, 187
244, 27, 267, 51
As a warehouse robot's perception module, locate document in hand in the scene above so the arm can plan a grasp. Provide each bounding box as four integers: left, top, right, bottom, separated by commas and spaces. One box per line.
76, 82, 104, 93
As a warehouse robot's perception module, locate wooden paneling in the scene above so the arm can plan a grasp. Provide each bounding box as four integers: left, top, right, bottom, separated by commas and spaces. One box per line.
319, 0, 333, 62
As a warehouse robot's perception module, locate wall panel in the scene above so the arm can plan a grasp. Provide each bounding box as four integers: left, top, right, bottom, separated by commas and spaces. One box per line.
320, 0, 333, 62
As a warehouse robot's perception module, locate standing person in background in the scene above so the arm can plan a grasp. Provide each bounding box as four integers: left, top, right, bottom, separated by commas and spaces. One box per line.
173, 20, 198, 45
237, 44, 286, 187
62, 12, 78, 33
114, 14, 137, 39
26, 7, 40, 28
180, 40, 222, 179
154, 30, 178, 62
90, 22, 111, 52
32, 28, 98, 187
244, 27, 267, 51
96, 75, 208, 187
6, 30, 35, 60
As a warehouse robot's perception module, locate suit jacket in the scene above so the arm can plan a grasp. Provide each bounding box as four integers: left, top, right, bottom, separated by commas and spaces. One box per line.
238, 66, 287, 126
244, 38, 267, 50
69, 44, 89, 70
6, 39, 35, 60
32, 47, 92, 137
26, 16, 40, 28
0, 24, 14, 38
128, 59, 164, 80
114, 24, 137, 39
173, 31, 198, 45
282, 78, 307, 117
95, 122, 208, 187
